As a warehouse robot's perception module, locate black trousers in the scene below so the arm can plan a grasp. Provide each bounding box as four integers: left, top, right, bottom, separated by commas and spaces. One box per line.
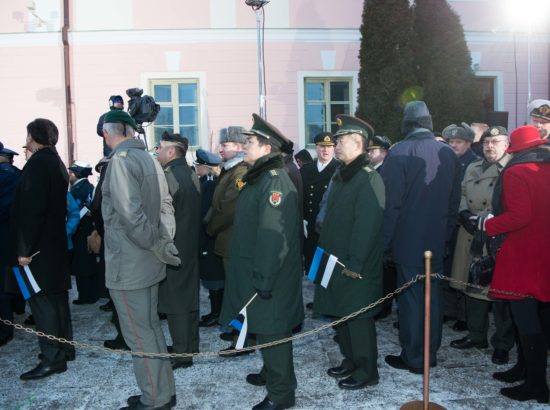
28, 291, 73, 366
510, 299, 550, 337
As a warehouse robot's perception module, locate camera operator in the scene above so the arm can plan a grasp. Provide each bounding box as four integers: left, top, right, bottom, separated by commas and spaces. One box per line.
96, 95, 124, 157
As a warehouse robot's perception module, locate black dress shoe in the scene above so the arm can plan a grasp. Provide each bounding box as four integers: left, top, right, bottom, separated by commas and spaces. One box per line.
171, 360, 193, 370
104, 338, 130, 350
219, 346, 254, 358
158, 312, 167, 320
493, 362, 526, 383
338, 375, 378, 390
384, 355, 434, 375
246, 373, 266, 386
0, 335, 13, 347
198, 313, 219, 327
99, 300, 114, 312
492, 349, 509, 365
20, 362, 67, 380
127, 394, 176, 408
291, 323, 302, 334
452, 320, 468, 332
219, 330, 238, 341
252, 396, 293, 410
327, 366, 353, 378
450, 336, 488, 349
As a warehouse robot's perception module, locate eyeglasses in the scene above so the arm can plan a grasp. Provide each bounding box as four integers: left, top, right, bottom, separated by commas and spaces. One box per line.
482, 139, 507, 146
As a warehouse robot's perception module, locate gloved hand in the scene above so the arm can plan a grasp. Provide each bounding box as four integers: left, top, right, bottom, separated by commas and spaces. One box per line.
255, 288, 272, 300
458, 210, 477, 235
469, 213, 494, 232
153, 239, 181, 266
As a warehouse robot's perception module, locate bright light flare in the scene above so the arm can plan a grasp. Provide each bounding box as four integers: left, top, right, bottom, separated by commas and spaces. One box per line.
505, 0, 550, 32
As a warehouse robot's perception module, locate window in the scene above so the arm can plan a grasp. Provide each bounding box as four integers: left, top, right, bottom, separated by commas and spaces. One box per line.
150, 79, 200, 146
304, 78, 352, 144
475, 76, 496, 116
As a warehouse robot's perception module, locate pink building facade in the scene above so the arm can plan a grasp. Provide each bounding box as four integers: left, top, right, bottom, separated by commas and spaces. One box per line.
1, 0, 549, 169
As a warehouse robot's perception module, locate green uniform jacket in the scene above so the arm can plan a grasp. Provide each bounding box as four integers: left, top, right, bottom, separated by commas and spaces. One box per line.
159, 157, 202, 314
313, 153, 385, 318
205, 159, 248, 257
219, 153, 304, 335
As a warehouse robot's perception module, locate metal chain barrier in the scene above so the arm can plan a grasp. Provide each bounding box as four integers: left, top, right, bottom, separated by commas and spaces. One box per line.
0, 273, 530, 359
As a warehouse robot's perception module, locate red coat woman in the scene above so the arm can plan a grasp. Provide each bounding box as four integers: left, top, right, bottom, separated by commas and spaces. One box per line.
485, 136, 550, 302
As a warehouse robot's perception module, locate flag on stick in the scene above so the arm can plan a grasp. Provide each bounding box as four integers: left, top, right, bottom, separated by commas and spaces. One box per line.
12, 265, 41, 300
307, 246, 344, 288
228, 293, 258, 349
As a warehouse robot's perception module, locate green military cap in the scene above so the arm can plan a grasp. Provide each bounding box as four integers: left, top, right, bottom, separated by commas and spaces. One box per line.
334, 114, 375, 143
104, 110, 138, 130
480, 125, 508, 140
243, 113, 290, 149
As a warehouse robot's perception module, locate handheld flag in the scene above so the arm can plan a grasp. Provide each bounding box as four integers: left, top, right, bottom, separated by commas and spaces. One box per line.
228, 293, 257, 349
12, 265, 41, 300
307, 246, 342, 288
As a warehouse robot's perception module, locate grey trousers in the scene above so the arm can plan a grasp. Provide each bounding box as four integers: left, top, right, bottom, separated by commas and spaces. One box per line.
110, 285, 175, 407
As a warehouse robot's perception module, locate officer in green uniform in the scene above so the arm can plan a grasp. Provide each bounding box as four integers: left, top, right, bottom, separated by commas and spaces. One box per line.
313, 114, 385, 390
219, 113, 304, 410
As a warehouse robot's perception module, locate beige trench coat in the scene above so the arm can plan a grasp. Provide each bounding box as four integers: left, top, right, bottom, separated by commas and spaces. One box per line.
450, 154, 510, 300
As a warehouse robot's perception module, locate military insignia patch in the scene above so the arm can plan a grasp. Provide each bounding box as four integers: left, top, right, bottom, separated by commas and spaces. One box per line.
118, 151, 128, 158
490, 127, 499, 136
336, 117, 342, 126
269, 191, 282, 207
540, 105, 550, 114
235, 178, 246, 191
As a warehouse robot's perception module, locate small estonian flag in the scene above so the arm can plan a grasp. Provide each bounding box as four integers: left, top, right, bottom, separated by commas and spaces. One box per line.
307, 246, 339, 288
228, 293, 258, 349
12, 265, 41, 300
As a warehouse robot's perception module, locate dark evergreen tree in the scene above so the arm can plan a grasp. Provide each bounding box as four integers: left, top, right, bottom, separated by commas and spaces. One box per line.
412, 0, 483, 131
356, 0, 417, 140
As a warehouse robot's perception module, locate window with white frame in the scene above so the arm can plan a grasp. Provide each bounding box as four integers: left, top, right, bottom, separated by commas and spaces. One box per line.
304, 78, 352, 144
150, 79, 200, 146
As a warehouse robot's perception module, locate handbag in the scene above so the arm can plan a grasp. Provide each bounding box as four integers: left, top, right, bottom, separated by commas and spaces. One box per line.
468, 255, 495, 287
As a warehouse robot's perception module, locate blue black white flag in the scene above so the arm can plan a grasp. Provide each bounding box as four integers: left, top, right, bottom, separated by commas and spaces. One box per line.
12, 265, 41, 300
228, 293, 258, 349
307, 247, 339, 288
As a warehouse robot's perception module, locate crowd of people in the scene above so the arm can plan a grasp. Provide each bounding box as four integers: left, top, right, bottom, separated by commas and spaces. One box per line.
1, 97, 550, 410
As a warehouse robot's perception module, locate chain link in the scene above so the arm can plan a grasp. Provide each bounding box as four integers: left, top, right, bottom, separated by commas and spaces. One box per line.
0, 273, 529, 359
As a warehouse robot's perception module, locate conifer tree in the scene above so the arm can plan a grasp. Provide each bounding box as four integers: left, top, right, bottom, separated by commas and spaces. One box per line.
356, 0, 417, 140
412, 0, 483, 131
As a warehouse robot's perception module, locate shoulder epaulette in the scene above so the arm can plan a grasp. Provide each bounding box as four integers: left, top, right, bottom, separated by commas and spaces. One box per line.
117, 150, 128, 158
270, 169, 278, 176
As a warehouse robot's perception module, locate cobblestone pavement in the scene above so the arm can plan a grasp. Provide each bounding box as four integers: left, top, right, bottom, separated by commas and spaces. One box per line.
0, 279, 548, 410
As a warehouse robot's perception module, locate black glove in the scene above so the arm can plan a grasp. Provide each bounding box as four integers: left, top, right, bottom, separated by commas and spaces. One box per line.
458, 210, 477, 235
255, 288, 272, 300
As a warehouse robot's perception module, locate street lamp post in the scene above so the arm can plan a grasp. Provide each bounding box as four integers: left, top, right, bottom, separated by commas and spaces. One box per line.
245, 0, 269, 119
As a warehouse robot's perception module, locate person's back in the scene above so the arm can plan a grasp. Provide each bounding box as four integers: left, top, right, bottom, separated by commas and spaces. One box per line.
382, 130, 460, 266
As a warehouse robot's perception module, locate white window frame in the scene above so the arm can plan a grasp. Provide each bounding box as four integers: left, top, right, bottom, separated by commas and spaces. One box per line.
297, 71, 359, 148
140, 72, 208, 150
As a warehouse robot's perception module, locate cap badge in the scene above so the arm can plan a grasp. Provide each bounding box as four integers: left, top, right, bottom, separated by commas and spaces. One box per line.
540, 105, 550, 114
336, 118, 342, 126
269, 191, 282, 207
323, 136, 331, 143
490, 128, 499, 136
451, 129, 457, 136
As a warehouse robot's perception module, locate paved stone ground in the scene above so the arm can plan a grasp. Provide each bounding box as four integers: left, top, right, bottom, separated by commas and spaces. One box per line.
0, 279, 548, 410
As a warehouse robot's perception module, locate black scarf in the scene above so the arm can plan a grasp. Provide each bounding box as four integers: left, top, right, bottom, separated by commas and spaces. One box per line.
242, 153, 284, 184
338, 153, 369, 182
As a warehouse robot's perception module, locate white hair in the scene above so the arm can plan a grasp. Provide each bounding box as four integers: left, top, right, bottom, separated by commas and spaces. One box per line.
103, 122, 135, 139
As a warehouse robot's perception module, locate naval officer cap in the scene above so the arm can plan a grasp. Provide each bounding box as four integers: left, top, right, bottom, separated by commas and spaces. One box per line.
530, 99, 550, 122
313, 132, 335, 146
0, 141, 19, 158
68, 160, 93, 178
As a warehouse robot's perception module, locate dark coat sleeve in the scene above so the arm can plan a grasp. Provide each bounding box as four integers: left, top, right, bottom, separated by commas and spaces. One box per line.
380, 154, 406, 251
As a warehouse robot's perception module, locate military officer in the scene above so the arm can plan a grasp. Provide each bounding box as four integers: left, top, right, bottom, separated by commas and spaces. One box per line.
313, 115, 385, 390
366, 135, 391, 171
0, 142, 21, 347
300, 132, 338, 271
450, 126, 515, 364
219, 114, 304, 410
204, 127, 248, 329
156, 132, 202, 370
